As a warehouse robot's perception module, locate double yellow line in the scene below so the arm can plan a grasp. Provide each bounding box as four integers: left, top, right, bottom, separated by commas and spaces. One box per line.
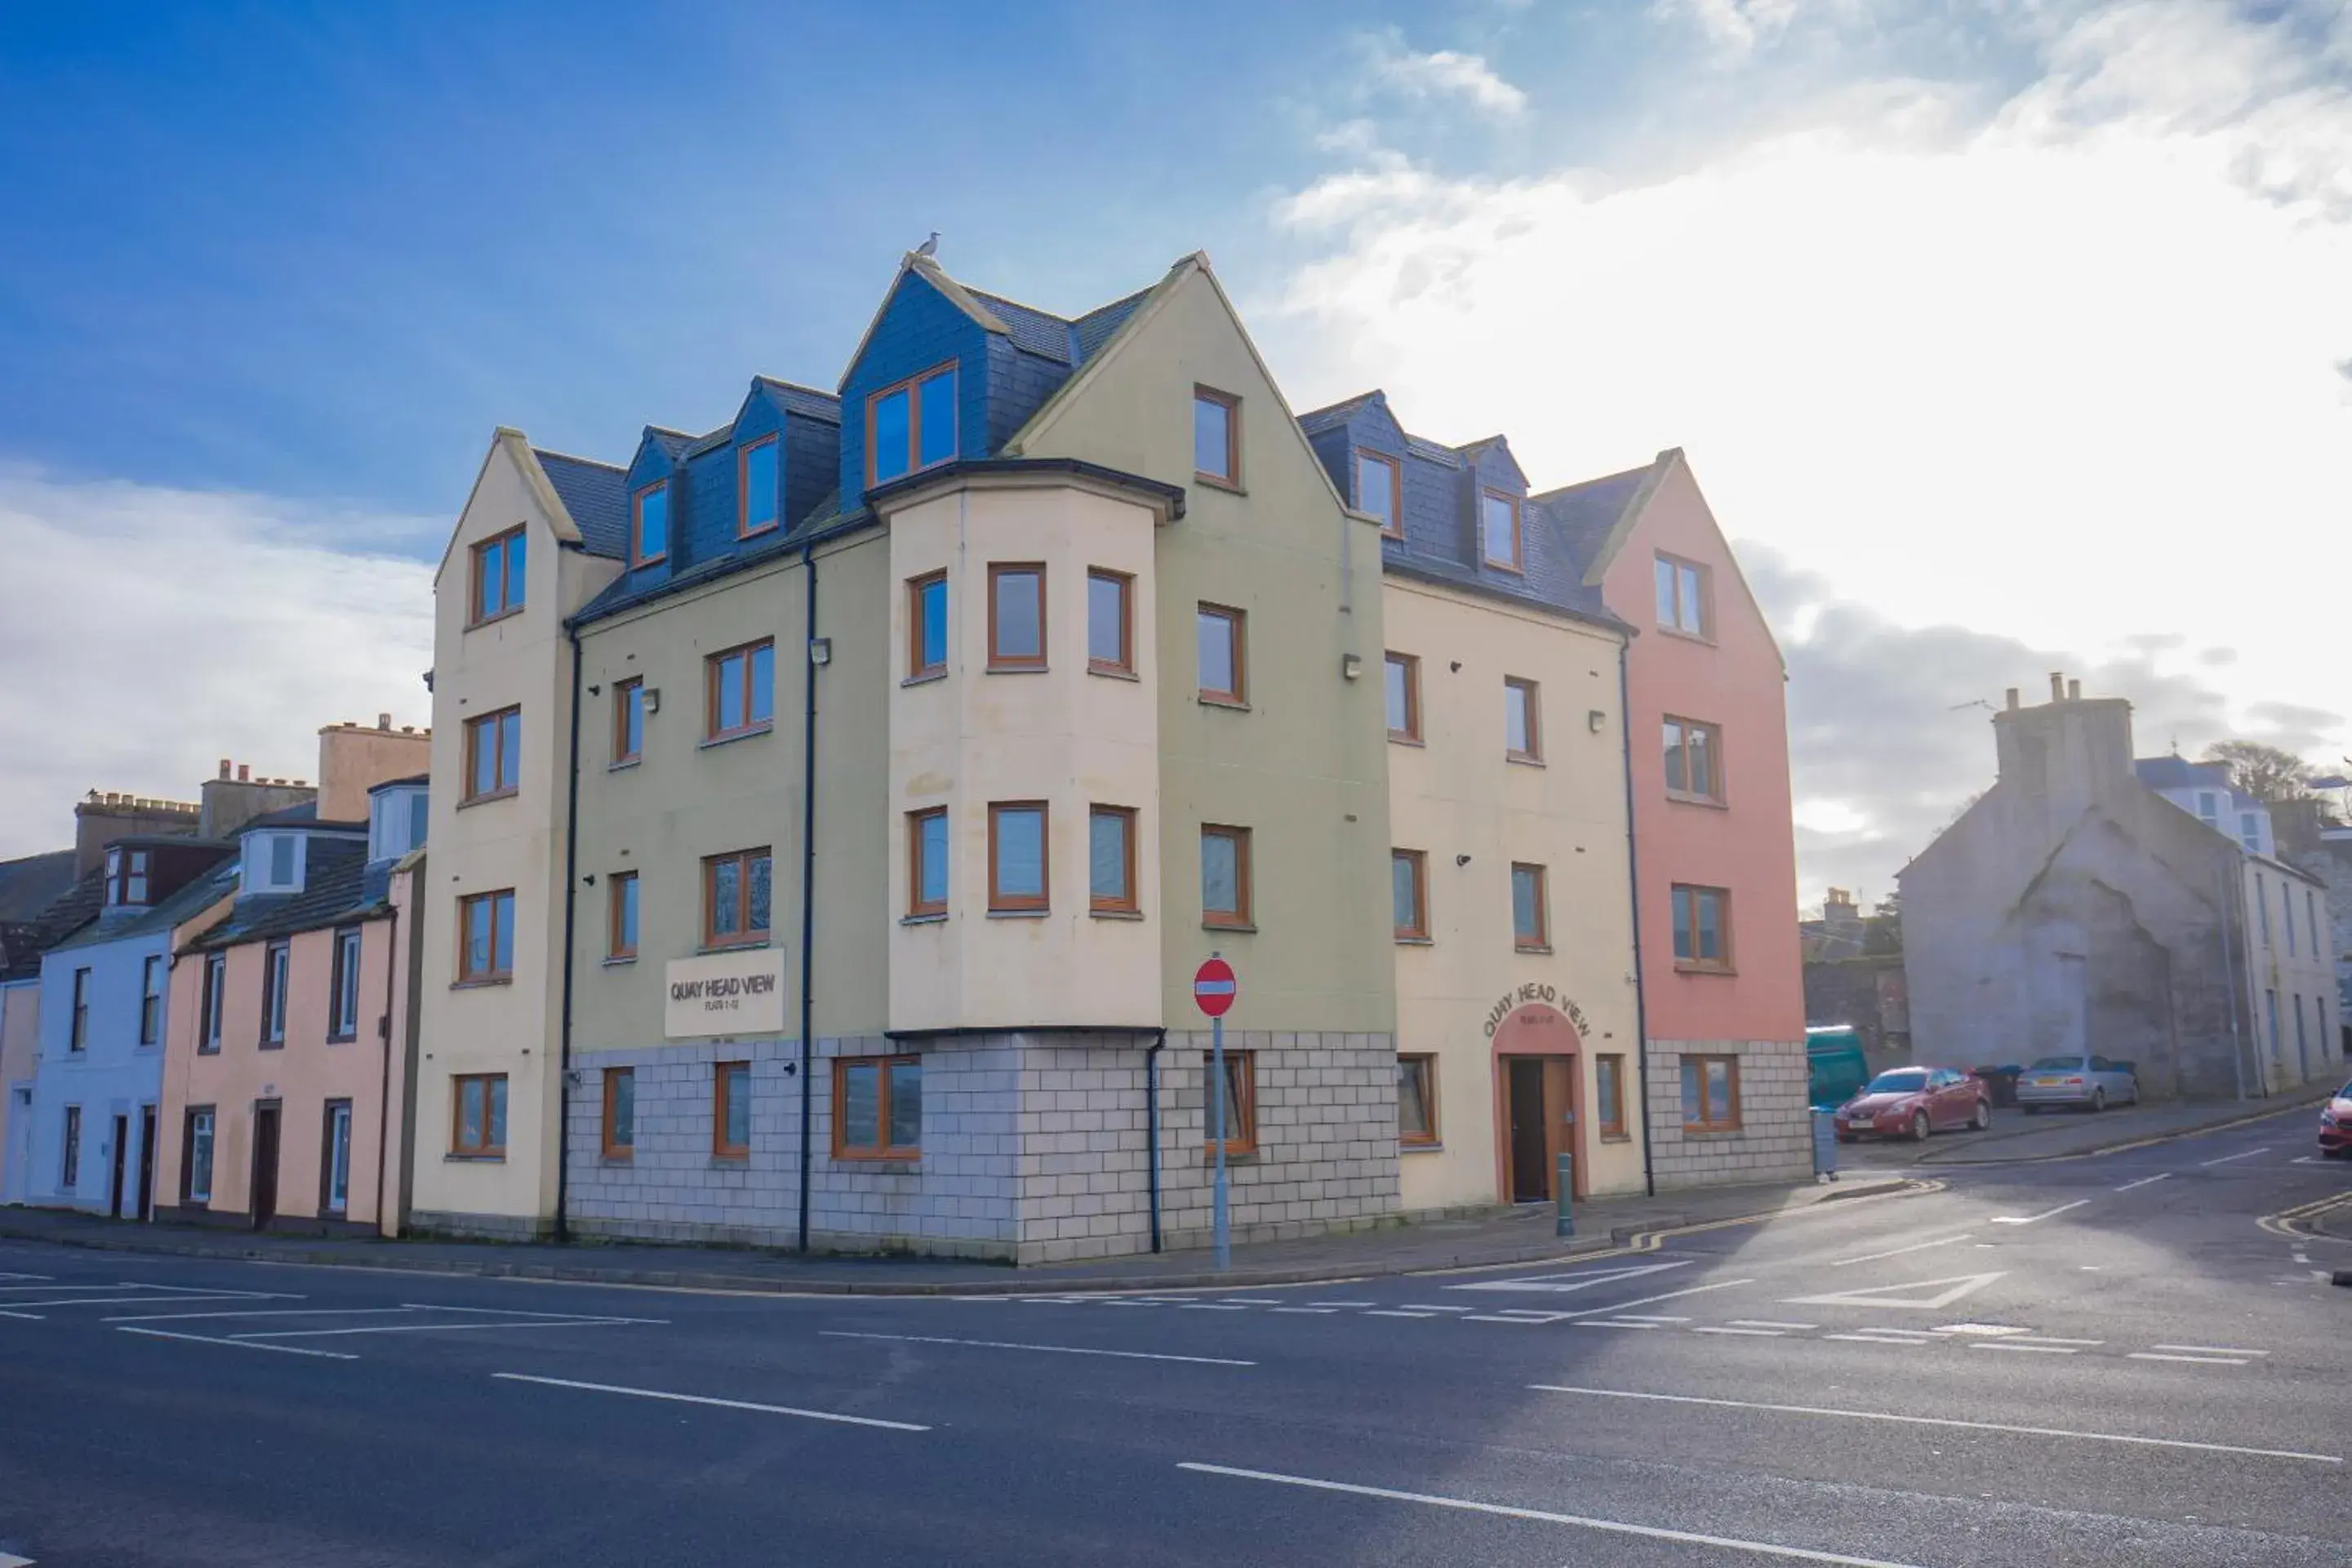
2258, 1190, 2352, 1241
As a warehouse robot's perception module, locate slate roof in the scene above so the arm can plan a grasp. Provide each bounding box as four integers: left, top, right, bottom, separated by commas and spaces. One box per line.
1401, 433, 1463, 468
683, 423, 736, 460
752, 376, 843, 424
647, 427, 697, 462
1298, 392, 1381, 438
242, 801, 323, 830
0, 868, 108, 982
0, 849, 75, 923
535, 450, 632, 560
370, 772, 429, 792
967, 289, 1075, 364
186, 840, 391, 953
47, 856, 238, 954
1529, 464, 1654, 575
2133, 756, 2230, 793
1072, 289, 1151, 364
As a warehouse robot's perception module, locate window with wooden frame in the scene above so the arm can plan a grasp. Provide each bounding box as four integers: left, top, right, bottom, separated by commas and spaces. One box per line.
705, 639, 775, 741
182, 1106, 215, 1203
139, 955, 164, 1046
1201, 824, 1253, 930
986, 563, 1046, 671
328, 927, 362, 1040
737, 433, 780, 536
68, 967, 88, 1049
1392, 849, 1429, 941
607, 871, 638, 960
1397, 1054, 1438, 1146
1679, 1055, 1741, 1132
1203, 1049, 1256, 1157
1356, 449, 1402, 536
632, 482, 669, 566
987, 802, 1048, 913
198, 952, 225, 1054
1655, 552, 1712, 637
464, 706, 522, 802
108, 846, 150, 906
907, 808, 949, 918
612, 677, 644, 766
1671, 884, 1733, 971
1663, 717, 1724, 803
1087, 568, 1133, 675
702, 848, 772, 949
1505, 677, 1541, 762
1196, 603, 1246, 706
1194, 386, 1240, 486
1511, 863, 1549, 952
457, 889, 516, 983
1089, 806, 1138, 915
451, 1073, 508, 1157
261, 939, 290, 1046
602, 1067, 634, 1160
1480, 488, 1523, 571
470, 526, 527, 624
1385, 652, 1421, 742
908, 571, 948, 679
714, 1061, 750, 1158
867, 362, 958, 486
834, 1054, 922, 1159
1596, 1053, 1628, 1139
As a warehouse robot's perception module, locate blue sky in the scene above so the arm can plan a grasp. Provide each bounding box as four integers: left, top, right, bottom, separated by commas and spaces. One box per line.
2, 0, 2348, 895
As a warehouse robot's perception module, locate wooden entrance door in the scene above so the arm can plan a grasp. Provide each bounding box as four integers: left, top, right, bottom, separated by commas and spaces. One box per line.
251, 1102, 281, 1230
1504, 1055, 1581, 1203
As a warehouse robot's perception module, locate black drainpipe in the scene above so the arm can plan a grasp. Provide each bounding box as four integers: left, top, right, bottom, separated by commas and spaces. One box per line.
554, 629, 585, 1243
796, 541, 820, 1253
1145, 1028, 1166, 1252
1617, 639, 1656, 1197
375, 897, 398, 1234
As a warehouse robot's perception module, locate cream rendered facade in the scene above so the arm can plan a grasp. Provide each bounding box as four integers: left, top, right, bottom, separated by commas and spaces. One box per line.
1383, 576, 1644, 1210
411, 433, 620, 1237
2242, 858, 2338, 1095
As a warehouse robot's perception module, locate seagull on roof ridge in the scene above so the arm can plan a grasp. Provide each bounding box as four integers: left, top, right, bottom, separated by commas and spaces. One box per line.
915, 232, 939, 258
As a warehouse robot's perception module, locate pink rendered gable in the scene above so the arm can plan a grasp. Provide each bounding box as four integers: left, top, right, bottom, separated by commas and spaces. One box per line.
1598, 458, 1805, 1045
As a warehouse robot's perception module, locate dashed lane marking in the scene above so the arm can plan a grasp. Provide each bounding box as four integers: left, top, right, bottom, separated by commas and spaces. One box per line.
1932, 1324, 2030, 1337
2131, 1352, 2250, 1366
496, 1372, 931, 1430
1525, 1385, 2341, 1464
1270, 1307, 1336, 1314
1970, 1342, 2081, 1354
1178, 1461, 1928, 1568
1693, 1326, 1786, 1336
2113, 1174, 2172, 1193
819, 1329, 1253, 1367
1988, 1201, 2091, 1225
1825, 1333, 1932, 1346
2199, 1147, 2273, 1166
116, 1326, 358, 1361
1306, 1300, 1377, 1308
1731, 1320, 1817, 1330
1607, 1314, 1691, 1324
1363, 1310, 1439, 1319
1576, 1320, 1663, 1330
2152, 1344, 2269, 1357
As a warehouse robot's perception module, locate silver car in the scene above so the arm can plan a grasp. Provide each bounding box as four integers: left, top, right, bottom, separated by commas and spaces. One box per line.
2016, 1054, 2141, 1113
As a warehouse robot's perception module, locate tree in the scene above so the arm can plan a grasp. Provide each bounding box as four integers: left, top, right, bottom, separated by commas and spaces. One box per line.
1862, 893, 1901, 957
2201, 740, 2314, 805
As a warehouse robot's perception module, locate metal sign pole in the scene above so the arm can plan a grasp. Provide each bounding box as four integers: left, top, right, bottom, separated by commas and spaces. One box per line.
1212, 1008, 1230, 1271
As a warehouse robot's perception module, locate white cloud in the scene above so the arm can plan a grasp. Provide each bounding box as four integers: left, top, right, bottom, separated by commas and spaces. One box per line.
1653, 0, 1807, 61
1368, 38, 1529, 119
0, 469, 434, 860
1270, 0, 2352, 904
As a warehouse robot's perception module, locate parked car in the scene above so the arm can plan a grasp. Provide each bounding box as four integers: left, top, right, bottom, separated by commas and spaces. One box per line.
2319, 1082, 2352, 1158
1834, 1066, 1993, 1142
2016, 1055, 2141, 1113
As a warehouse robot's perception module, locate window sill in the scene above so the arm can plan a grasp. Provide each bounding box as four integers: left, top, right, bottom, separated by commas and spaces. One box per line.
831, 1154, 921, 1170
901, 669, 948, 689
1201, 1148, 1258, 1166
1600, 1131, 1633, 1144
1657, 626, 1717, 647
1090, 907, 1145, 921
1395, 935, 1433, 946
700, 724, 774, 751
1674, 962, 1738, 977
458, 789, 518, 809
1198, 695, 1251, 712
325, 1033, 356, 1045
608, 757, 642, 773
196, 1046, 221, 1057
1204, 920, 1257, 935
986, 908, 1050, 920
602, 955, 638, 967
1087, 665, 1140, 682
1400, 1139, 1443, 1154
739, 522, 780, 542
259, 1041, 285, 1051
443, 1153, 507, 1163
985, 663, 1050, 675
1389, 734, 1425, 748
1679, 1125, 1745, 1138
700, 939, 773, 955
1665, 792, 1729, 810
1194, 474, 1246, 495
710, 1153, 749, 1167
1515, 944, 1554, 957
466, 607, 524, 633
451, 978, 514, 990
900, 912, 947, 926
1507, 753, 1545, 768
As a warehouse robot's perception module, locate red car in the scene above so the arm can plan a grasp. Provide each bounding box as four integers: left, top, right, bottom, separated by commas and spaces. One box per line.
2320, 1082, 2352, 1158
1835, 1066, 1992, 1143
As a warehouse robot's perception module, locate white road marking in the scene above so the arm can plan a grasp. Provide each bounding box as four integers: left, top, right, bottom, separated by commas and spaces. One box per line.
116, 1326, 357, 1361
1399, 1304, 1474, 1312
819, 1330, 1254, 1366
1989, 1201, 2091, 1225
1447, 1260, 1692, 1296
1606, 1314, 1691, 1323
1363, 1310, 1438, 1319
1784, 1273, 2006, 1312
2130, 1352, 2249, 1366
2199, 1147, 2271, 1166
234, 1318, 645, 1340
1826, 1233, 1974, 1267
1554, 1279, 1755, 1319
396, 1302, 668, 1323
1307, 1300, 1376, 1308
1694, 1326, 1786, 1336
0, 1309, 45, 1321
1731, 1321, 1818, 1330
1969, 1342, 2079, 1354
2151, 1344, 2269, 1357
0, 1549, 33, 1566
2113, 1174, 2172, 1193
103, 1307, 416, 1324
1825, 1333, 1931, 1345
1178, 1461, 1928, 1567
0, 1272, 52, 1281
1576, 1320, 1662, 1330
1217, 1298, 1283, 1305
1177, 1304, 1247, 1312
1270, 1307, 1336, 1315
1526, 1384, 2343, 1464
0, 1291, 289, 1309
1465, 1314, 1547, 1323
494, 1373, 929, 1430
1932, 1324, 2029, 1336
1100, 1300, 1160, 1308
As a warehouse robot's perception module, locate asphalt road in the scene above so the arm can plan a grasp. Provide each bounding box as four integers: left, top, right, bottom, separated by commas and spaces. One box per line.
1, 1104, 2345, 1567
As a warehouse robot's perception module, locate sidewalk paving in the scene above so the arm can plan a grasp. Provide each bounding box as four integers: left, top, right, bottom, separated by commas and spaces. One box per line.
0, 1171, 1915, 1296
1838, 1086, 2337, 1170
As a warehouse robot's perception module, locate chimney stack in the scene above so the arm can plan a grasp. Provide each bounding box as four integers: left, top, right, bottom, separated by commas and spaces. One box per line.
2049, 672, 2066, 702
2005, 687, 2021, 712
377, 713, 392, 731
218, 758, 231, 780
237, 764, 251, 782
2067, 678, 2081, 701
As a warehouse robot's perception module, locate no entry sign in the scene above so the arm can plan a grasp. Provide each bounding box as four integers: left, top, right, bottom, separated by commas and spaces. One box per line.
1193, 957, 1238, 1018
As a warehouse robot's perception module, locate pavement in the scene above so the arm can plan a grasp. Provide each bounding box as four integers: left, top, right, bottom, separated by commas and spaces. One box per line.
0, 1095, 2345, 1566
0, 1171, 1915, 1295
1832, 1083, 2338, 1168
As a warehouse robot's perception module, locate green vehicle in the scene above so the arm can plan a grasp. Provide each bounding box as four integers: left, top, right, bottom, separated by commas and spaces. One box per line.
1806, 1026, 1871, 1112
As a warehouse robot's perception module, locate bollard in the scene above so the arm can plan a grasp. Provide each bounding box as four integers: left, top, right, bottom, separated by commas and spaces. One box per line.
1555, 1152, 1575, 1237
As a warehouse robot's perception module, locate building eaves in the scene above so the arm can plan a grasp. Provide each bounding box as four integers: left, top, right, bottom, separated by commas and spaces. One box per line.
1382, 557, 1632, 637
1072, 289, 1152, 364
568, 502, 876, 630
369, 773, 430, 792
752, 377, 843, 424
1297, 391, 1381, 438
864, 456, 1187, 519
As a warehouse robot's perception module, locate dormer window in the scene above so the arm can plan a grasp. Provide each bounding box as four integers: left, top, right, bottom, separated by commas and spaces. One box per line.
868, 363, 957, 486
106, 847, 150, 907
739, 434, 780, 536
369, 784, 430, 862
471, 526, 526, 624
1356, 450, 1401, 537
633, 482, 669, 566
246, 833, 304, 894
1480, 489, 1522, 572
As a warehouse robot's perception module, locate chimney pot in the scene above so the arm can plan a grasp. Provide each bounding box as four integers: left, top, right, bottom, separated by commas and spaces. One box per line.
378, 713, 392, 731
2049, 672, 2066, 702
2005, 687, 2020, 711
218, 758, 231, 779
238, 765, 251, 783
2067, 679, 2081, 701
